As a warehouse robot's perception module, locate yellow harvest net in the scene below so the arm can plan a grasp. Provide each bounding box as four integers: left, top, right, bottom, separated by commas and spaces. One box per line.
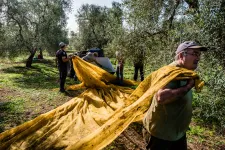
0, 56, 204, 150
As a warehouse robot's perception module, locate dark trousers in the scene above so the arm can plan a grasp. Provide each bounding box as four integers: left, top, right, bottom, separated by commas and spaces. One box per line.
59, 68, 67, 91
116, 63, 124, 85
146, 134, 187, 150
133, 63, 144, 81
69, 60, 77, 81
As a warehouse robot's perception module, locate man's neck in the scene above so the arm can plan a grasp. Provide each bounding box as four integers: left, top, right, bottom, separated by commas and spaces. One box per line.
175, 60, 184, 68
175, 60, 195, 71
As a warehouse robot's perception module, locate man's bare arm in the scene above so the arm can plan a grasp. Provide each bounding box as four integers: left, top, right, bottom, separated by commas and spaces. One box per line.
62, 56, 72, 62
156, 79, 195, 105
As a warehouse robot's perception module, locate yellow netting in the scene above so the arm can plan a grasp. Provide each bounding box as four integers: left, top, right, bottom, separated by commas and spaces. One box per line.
0, 56, 204, 150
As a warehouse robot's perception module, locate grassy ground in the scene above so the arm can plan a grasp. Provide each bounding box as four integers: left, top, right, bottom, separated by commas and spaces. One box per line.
0, 55, 224, 150
0, 56, 83, 132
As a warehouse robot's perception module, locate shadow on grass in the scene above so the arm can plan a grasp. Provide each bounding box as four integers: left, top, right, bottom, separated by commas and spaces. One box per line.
0, 102, 9, 133
0, 101, 25, 133
23, 58, 56, 66
1, 60, 76, 90
63, 90, 84, 98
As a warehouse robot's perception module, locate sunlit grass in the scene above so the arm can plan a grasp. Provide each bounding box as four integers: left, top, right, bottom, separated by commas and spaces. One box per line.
0, 55, 82, 132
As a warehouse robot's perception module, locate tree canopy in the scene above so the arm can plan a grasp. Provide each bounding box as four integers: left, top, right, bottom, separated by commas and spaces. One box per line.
0, 0, 72, 57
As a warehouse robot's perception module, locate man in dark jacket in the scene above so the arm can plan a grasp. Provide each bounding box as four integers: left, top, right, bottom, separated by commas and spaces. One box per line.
56, 42, 73, 93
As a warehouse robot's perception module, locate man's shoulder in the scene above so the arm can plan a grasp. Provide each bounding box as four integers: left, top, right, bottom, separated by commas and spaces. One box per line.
62, 50, 67, 56
57, 50, 67, 56
168, 61, 178, 67
56, 49, 63, 55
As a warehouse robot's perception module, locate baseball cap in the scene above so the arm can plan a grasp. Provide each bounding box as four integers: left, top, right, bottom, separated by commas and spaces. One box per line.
176, 41, 207, 54
59, 42, 66, 48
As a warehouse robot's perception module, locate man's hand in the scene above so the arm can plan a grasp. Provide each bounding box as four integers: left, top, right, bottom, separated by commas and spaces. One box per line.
186, 79, 195, 90
156, 78, 195, 105
68, 55, 75, 59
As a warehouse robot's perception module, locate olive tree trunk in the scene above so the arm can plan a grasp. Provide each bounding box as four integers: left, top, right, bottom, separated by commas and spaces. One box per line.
26, 48, 37, 67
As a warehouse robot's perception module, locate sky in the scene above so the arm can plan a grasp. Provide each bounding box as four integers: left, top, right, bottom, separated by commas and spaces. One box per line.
67, 0, 122, 33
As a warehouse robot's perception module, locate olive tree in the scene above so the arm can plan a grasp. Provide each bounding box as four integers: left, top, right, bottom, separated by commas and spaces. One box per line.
0, 0, 71, 67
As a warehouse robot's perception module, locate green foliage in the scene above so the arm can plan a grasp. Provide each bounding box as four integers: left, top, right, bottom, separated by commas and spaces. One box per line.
188, 125, 206, 136
0, 0, 71, 57
186, 0, 225, 131
71, 2, 123, 51
193, 58, 225, 130
0, 98, 25, 113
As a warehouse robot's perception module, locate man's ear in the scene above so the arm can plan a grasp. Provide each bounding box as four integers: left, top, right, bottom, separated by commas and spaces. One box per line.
179, 52, 186, 60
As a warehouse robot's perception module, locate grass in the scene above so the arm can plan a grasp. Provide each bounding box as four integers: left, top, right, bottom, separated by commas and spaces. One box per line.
0, 54, 224, 149
0, 56, 83, 133
187, 121, 225, 149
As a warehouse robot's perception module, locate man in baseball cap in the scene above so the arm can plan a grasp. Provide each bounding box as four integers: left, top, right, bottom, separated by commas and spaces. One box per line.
56, 42, 73, 93
175, 41, 207, 70
59, 42, 66, 48
143, 41, 207, 150
176, 41, 207, 54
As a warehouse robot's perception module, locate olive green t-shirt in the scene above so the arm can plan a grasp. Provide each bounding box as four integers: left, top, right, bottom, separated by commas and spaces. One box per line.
143, 61, 193, 141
